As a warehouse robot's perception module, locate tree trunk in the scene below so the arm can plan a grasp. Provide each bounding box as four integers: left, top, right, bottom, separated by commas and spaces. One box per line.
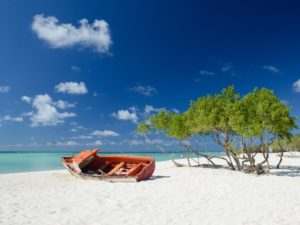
212, 130, 239, 170
225, 132, 241, 171
276, 141, 284, 169
224, 150, 235, 170
229, 149, 242, 171
185, 150, 192, 167
264, 132, 270, 169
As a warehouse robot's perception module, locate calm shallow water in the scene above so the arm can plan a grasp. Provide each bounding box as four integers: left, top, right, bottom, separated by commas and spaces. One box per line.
0, 151, 223, 174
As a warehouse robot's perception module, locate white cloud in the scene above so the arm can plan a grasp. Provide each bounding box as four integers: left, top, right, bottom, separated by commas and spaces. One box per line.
112, 109, 138, 123
144, 105, 179, 116
32, 14, 112, 53
129, 84, 157, 97
21, 96, 32, 103
69, 123, 85, 132
91, 130, 120, 137
144, 105, 165, 114
93, 92, 103, 97
199, 70, 214, 76
71, 135, 93, 140
221, 63, 232, 72
24, 94, 76, 127
146, 138, 164, 145
87, 140, 103, 146
112, 105, 176, 123
0, 85, 10, 93
55, 82, 88, 95
129, 106, 138, 112
129, 140, 144, 146
172, 108, 180, 114
54, 100, 76, 109
69, 128, 78, 132
293, 79, 300, 92
56, 140, 79, 146
263, 65, 280, 74
0, 115, 23, 123
71, 65, 81, 72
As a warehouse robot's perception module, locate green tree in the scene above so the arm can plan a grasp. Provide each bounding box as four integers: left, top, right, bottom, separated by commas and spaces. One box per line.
137, 86, 297, 173
233, 88, 297, 171
272, 134, 300, 153
138, 110, 220, 167
186, 86, 241, 170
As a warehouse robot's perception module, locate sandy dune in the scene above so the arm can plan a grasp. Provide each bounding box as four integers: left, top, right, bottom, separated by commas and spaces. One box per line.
1, 154, 300, 225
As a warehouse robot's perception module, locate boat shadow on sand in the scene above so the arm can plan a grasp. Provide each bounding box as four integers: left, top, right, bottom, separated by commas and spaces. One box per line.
148, 175, 170, 181
271, 166, 300, 177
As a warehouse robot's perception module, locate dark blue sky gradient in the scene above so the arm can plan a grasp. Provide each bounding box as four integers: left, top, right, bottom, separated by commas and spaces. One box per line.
0, 0, 299, 151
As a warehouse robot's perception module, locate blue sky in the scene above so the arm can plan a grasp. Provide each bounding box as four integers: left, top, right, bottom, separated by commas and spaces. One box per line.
0, 0, 300, 152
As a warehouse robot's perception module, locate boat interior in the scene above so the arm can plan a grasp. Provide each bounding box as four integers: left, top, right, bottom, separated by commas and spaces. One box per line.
63, 155, 152, 177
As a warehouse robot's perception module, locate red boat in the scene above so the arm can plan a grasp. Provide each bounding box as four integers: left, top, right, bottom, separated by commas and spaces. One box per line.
61, 148, 155, 182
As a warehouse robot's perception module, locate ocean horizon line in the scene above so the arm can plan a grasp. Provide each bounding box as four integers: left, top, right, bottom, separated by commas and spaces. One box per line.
0, 150, 223, 154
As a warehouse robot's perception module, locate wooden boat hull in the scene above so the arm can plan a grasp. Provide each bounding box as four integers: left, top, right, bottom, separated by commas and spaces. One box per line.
61, 149, 155, 182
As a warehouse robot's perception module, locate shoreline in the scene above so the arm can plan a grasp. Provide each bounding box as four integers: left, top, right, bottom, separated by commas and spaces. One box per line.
1, 153, 300, 225
0, 151, 224, 174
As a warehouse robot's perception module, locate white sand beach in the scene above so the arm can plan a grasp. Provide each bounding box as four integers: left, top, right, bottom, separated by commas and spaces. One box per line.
1, 153, 300, 225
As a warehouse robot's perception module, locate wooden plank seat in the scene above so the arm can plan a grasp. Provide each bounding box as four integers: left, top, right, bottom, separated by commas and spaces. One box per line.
126, 163, 143, 176
107, 162, 125, 175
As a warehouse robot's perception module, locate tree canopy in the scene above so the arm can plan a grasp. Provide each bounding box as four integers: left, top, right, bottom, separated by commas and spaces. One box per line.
137, 86, 297, 173
271, 134, 300, 152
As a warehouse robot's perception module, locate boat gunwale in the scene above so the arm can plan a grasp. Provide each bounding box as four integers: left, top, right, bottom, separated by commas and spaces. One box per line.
60, 152, 155, 182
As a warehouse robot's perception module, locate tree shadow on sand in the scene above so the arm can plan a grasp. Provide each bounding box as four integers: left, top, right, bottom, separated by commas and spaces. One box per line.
271, 166, 300, 177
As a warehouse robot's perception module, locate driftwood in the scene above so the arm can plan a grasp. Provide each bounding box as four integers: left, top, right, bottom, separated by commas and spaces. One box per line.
179, 142, 231, 168
143, 134, 185, 167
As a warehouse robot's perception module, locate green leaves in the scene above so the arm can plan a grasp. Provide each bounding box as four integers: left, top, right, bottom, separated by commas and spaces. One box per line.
137, 85, 297, 172
137, 121, 150, 135
137, 85, 296, 145
233, 87, 297, 139
271, 134, 300, 151
186, 85, 240, 134
149, 111, 173, 131
138, 111, 191, 140
167, 113, 192, 139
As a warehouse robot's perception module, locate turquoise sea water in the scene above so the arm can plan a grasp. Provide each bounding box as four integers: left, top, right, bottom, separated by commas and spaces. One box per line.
0, 151, 223, 174
0, 152, 178, 174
